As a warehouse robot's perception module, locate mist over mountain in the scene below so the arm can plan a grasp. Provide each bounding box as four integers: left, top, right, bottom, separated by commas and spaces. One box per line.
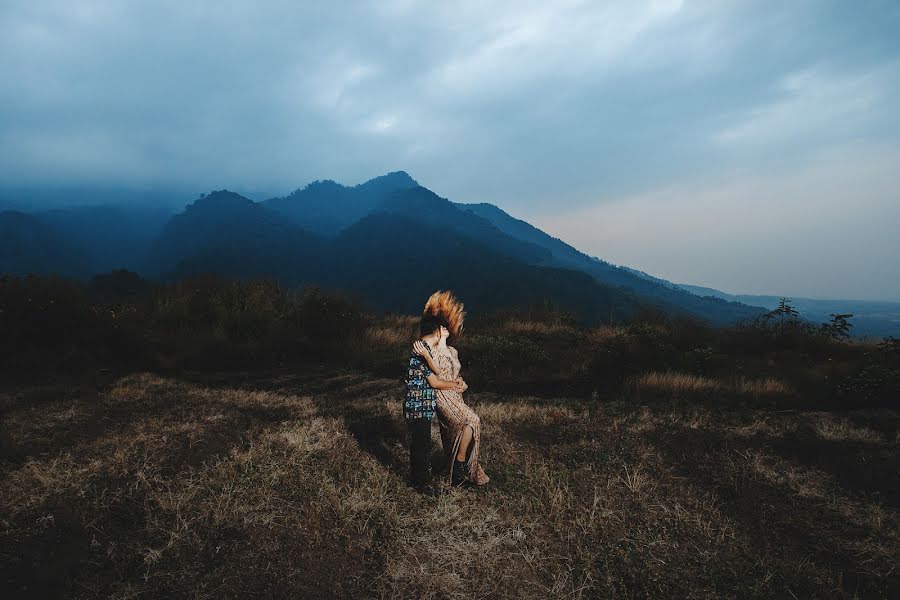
0, 210, 88, 278
0, 186, 188, 213
39, 205, 171, 274
7, 170, 896, 333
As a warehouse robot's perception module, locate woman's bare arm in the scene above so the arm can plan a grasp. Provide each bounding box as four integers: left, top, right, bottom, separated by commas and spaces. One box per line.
413, 342, 463, 391
414, 342, 455, 383
426, 373, 465, 391
417, 347, 439, 374
447, 346, 467, 391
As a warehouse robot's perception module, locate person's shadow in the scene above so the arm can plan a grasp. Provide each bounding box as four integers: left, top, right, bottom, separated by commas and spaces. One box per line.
343, 406, 450, 484
343, 407, 406, 477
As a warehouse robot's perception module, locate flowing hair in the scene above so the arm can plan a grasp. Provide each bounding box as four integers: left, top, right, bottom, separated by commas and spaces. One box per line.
423, 290, 465, 340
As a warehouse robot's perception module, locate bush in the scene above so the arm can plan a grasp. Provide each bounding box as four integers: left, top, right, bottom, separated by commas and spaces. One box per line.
0, 274, 106, 375
2, 273, 898, 412
834, 337, 900, 408
457, 334, 551, 386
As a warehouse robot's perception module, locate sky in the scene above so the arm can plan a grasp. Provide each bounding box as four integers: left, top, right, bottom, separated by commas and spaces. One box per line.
2, 0, 899, 300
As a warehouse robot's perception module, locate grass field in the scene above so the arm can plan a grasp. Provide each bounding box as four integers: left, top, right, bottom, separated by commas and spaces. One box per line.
2, 368, 897, 599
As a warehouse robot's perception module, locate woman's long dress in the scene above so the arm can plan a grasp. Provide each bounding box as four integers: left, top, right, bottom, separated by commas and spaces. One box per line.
433, 344, 490, 485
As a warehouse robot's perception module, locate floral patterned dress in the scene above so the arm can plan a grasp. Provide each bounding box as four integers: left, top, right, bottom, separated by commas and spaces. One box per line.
432, 344, 490, 485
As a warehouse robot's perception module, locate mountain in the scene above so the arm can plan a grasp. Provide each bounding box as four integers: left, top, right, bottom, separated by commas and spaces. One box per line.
617, 265, 680, 290
38, 204, 171, 274
454, 202, 589, 268
321, 211, 641, 321
17, 171, 895, 333
378, 187, 551, 264
455, 202, 765, 325
263, 171, 419, 235
141, 193, 641, 324
0, 174, 766, 327
144, 190, 323, 281
0, 210, 88, 278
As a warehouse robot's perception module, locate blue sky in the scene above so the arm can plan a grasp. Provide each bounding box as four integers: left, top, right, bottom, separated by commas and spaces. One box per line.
2, 1, 899, 300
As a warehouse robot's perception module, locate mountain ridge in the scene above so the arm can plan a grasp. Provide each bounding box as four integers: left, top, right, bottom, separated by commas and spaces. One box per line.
7, 171, 893, 334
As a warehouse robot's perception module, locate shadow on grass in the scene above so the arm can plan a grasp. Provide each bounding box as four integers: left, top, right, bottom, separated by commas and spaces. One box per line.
645, 423, 900, 599
765, 431, 900, 510
182, 367, 424, 485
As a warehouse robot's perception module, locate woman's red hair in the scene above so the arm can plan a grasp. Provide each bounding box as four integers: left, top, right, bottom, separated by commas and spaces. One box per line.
423, 290, 465, 339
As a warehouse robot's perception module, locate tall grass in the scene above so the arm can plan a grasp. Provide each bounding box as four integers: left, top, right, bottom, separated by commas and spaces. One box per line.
1, 272, 897, 409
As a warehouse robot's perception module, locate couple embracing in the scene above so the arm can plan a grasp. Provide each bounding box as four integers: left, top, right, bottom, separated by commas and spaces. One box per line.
403, 290, 489, 494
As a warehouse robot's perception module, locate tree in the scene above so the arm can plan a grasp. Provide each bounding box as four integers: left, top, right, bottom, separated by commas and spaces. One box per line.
820, 313, 853, 342
762, 297, 800, 337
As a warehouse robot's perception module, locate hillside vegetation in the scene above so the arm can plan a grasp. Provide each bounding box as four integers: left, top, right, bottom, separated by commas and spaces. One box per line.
1, 273, 898, 598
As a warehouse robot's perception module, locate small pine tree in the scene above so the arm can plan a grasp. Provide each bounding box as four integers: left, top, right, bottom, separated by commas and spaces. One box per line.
820, 313, 853, 341
762, 297, 800, 337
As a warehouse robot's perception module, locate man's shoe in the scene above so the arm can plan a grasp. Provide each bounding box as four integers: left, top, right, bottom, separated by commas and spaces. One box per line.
451, 459, 469, 485
415, 483, 446, 497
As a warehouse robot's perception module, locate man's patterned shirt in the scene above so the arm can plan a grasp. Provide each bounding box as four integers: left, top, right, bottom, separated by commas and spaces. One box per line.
404, 342, 437, 420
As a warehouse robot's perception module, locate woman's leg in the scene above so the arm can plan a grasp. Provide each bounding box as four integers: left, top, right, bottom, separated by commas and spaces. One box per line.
455, 424, 474, 461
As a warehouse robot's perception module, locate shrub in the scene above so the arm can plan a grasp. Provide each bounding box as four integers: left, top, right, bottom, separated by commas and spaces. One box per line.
834, 337, 900, 408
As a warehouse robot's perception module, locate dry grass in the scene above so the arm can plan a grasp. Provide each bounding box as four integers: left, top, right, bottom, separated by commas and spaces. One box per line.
813, 414, 885, 444
628, 371, 793, 400
587, 324, 627, 342
735, 376, 790, 396
629, 371, 723, 394
500, 319, 577, 335
364, 315, 419, 346
1, 371, 898, 599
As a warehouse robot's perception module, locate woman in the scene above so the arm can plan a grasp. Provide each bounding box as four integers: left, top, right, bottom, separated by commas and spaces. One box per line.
413, 290, 490, 486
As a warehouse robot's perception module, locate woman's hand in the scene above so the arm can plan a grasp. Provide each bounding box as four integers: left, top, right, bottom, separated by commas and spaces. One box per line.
454, 377, 468, 393
413, 341, 429, 356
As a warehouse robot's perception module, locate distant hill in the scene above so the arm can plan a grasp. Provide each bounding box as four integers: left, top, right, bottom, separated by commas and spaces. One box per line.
39, 204, 171, 274
0, 200, 173, 278
144, 190, 323, 282
0, 210, 88, 277
677, 284, 900, 338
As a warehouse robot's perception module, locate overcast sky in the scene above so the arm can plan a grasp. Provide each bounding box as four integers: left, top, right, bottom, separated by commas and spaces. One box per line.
2, 1, 899, 300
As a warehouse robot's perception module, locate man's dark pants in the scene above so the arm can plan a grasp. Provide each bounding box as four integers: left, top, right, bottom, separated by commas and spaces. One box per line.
407, 417, 432, 486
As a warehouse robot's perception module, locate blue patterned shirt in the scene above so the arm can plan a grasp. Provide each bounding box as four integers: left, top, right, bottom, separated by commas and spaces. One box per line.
404, 342, 437, 420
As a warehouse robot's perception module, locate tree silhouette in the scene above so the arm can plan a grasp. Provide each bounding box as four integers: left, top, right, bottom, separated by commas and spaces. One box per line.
762, 297, 800, 337
820, 313, 853, 341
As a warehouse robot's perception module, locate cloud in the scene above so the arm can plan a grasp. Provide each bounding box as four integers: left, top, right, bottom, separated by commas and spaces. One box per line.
712, 62, 900, 150
532, 141, 900, 301
1, 0, 899, 298
0, 0, 780, 196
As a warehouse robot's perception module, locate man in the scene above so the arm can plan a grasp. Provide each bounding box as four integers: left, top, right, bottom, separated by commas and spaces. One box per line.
404, 313, 466, 495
